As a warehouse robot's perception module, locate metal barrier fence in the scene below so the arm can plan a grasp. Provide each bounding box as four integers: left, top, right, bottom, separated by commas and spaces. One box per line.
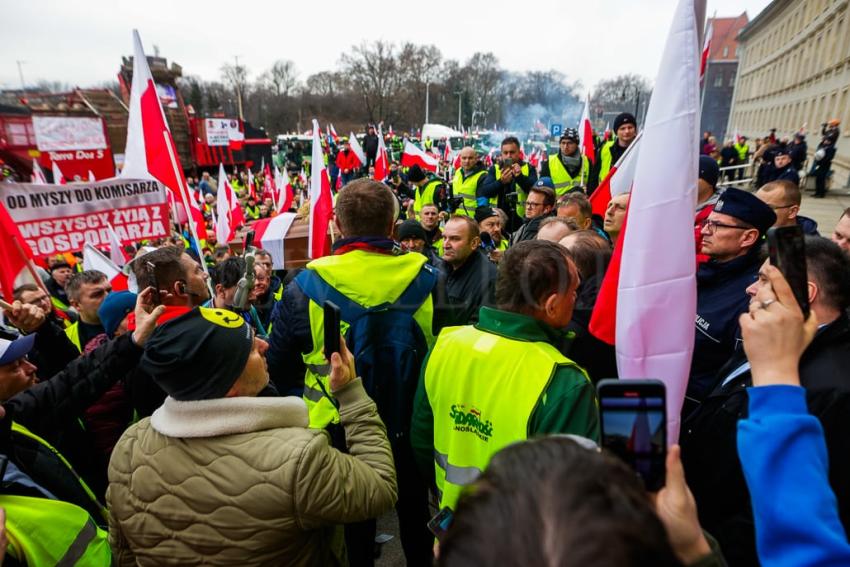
717, 161, 754, 187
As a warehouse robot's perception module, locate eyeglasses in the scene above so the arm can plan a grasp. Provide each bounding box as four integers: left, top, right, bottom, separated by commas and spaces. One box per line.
700, 219, 751, 234
526, 201, 546, 209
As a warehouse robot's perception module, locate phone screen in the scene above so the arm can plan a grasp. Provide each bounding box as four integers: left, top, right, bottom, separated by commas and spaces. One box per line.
427, 507, 454, 540
598, 380, 666, 491
323, 300, 341, 360
767, 226, 809, 318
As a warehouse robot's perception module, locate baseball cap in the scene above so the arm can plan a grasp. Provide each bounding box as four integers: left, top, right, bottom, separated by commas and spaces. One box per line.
0, 334, 36, 366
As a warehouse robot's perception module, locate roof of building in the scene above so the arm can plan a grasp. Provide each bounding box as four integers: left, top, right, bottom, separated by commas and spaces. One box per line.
708, 12, 750, 61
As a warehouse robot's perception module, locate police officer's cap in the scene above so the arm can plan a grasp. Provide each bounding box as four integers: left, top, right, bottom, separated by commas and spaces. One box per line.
713, 187, 777, 235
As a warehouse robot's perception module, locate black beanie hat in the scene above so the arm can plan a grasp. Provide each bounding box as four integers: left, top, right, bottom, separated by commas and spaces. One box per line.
474, 206, 499, 224
407, 165, 426, 183
613, 112, 636, 133
699, 155, 720, 188
397, 219, 427, 242
140, 307, 254, 401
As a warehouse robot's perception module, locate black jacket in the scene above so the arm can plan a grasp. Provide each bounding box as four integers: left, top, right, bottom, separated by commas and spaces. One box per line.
688, 247, 762, 404
362, 133, 379, 159
253, 275, 283, 331
681, 313, 850, 567
512, 211, 555, 243
588, 139, 629, 191
5, 333, 143, 500
480, 162, 538, 218
437, 250, 497, 327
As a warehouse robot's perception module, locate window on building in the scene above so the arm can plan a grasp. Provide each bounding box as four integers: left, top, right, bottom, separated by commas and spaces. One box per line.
723, 46, 729, 58
729, 72, 736, 88
714, 73, 724, 87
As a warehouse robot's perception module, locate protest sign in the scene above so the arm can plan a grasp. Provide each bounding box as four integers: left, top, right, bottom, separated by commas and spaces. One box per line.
2, 178, 169, 256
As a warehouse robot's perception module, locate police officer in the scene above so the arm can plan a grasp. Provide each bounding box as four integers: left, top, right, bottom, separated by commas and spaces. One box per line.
451, 147, 489, 216
407, 164, 447, 220
688, 188, 777, 406
480, 136, 538, 232
588, 112, 638, 192
539, 128, 590, 197
411, 240, 599, 511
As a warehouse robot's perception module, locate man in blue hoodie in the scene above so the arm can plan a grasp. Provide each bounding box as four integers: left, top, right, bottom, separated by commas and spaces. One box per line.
755, 179, 819, 235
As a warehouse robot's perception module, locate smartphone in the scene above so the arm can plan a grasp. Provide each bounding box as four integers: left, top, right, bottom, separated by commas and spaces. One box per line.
427, 507, 454, 541
597, 379, 667, 491
479, 231, 496, 252
244, 230, 255, 254
502, 157, 513, 168
323, 300, 341, 360
144, 261, 161, 305
767, 226, 810, 318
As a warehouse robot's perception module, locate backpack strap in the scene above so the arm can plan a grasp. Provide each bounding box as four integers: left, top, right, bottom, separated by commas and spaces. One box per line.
387, 263, 437, 315
294, 269, 367, 323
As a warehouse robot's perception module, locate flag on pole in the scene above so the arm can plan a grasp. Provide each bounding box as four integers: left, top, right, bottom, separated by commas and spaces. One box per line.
51, 162, 66, 185
579, 94, 596, 165
592, 0, 702, 443
251, 212, 297, 269
348, 132, 367, 168
374, 124, 390, 181
262, 161, 274, 201
215, 163, 244, 244
604, 122, 612, 141
329, 124, 339, 143
120, 29, 207, 243
247, 168, 257, 200
107, 224, 127, 267
83, 243, 129, 291
443, 138, 453, 164
308, 119, 333, 259
401, 140, 439, 172
0, 201, 41, 300
31, 159, 47, 184
700, 17, 713, 84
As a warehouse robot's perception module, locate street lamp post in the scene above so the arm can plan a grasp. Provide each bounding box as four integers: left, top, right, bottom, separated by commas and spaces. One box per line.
454, 90, 463, 132
425, 82, 430, 125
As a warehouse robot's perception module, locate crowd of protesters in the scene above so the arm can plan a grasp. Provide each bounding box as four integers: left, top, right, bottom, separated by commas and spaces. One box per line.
1, 109, 849, 567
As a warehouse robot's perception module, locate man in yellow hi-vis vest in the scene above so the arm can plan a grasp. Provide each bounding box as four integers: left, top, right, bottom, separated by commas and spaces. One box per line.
588, 112, 638, 192
266, 178, 444, 565
411, 240, 599, 512
480, 136, 539, 233
451, 147, 489, 216
539, 129, 591, 197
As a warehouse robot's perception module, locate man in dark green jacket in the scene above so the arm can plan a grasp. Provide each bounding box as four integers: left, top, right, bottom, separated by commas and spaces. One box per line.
410, 240, 598, 509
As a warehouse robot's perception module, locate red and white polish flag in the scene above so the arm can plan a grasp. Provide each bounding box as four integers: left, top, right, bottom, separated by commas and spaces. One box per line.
32, 159, 48, 184
308, 119, 333, 259
401, 140, 439, 172
83, 243, 129, 291
579, 94, 596, 165
348, 132, 366, 168
373, 124, 390, 181
120, 29, 207, 243
52, 161, 66, 185
251, 212, 297, 269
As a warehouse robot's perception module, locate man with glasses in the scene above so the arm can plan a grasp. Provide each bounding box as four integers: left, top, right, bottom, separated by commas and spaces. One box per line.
755, 179, 820, 235
688, 188, 776, 407
512, 178, 556, 243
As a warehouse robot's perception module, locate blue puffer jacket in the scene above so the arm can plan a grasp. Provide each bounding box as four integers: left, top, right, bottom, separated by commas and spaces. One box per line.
688, 246, 762, 403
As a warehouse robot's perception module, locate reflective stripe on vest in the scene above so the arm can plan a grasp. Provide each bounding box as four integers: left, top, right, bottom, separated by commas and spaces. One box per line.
64, 322, 82, 353
494, 163, 530, 217
413, 179, 442, 217
452, 169, 489, 216
547, 154, 589, 197
424, 324, 589, 510
3, 494, 111, 567
598, 140, 616, 185
10, 423, 107, 523
299, 253, 436, 430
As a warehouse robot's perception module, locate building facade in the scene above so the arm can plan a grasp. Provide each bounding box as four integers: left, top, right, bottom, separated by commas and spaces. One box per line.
727, 0, 850, 187
701, 13, 749, 142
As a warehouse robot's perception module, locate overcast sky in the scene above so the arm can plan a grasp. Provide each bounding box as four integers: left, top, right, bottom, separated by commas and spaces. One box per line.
4, 0, 771, 94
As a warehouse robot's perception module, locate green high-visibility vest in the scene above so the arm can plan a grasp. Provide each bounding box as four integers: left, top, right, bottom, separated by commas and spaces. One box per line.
300, 251, 436, 429
734, 142, 749, 162
452, 169, 489, 216
493, 163, 531, 217
3, 494, 112, 567
547, 154, 590, 197
424, 324, 588, 510
413, 178, 442, 218
65, 321, 82, 353
51, 295, 70, 313
598, 140, 617, 185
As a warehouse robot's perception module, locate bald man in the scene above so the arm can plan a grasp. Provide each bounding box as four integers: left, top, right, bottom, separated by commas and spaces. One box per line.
452, 146, 488, 217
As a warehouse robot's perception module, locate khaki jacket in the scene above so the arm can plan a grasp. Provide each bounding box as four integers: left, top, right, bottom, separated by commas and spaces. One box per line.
107, 379, 397, 566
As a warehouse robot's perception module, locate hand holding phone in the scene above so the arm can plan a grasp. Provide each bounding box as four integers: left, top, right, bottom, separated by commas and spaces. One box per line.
598, 379, 667, 491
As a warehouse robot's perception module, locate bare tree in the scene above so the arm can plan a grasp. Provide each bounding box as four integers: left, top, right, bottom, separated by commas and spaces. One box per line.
261, 60, 299, 97
462, 52, 503, 126
221, 61, 250, 117
340, 41, 404, 124
591, 74, 652, 123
